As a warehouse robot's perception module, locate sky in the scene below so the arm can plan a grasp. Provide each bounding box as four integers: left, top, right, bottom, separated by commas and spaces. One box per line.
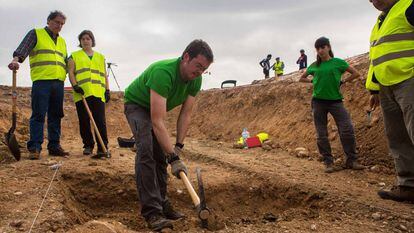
0, 0, 379, 91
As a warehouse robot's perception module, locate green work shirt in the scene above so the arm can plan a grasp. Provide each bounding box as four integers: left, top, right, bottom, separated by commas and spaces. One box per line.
306, 58, 349, 101
124, 57, 202, 111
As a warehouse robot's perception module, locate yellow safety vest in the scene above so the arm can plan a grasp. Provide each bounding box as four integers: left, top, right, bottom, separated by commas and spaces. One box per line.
29, 28, 67, 82
366, 0, 414, 91
274, 61, 284, 75
71, 50, 106, 103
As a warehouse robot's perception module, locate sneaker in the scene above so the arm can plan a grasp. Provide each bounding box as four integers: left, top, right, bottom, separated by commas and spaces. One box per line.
48, 146, 69, 157
345, 160, 365, 170
163, 201, 185, 220
28, 149, 40, 160
378, 185, 414, 202
83, 147, 93, 155
146, 215, 173, 231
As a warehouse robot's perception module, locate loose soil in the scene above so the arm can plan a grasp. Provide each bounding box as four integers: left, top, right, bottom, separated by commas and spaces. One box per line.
1, 53, 413, 232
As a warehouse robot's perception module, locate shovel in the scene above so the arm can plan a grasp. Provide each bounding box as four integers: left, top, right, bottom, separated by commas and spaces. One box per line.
179, 168, 210, 228
81, 96, 110, 158
4, 70, 21, 161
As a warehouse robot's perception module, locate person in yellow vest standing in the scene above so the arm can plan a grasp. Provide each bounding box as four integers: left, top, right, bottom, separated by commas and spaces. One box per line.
8, 10, 69, 160
68, 30, 110, 158
272, 57, 284, 79
366, 0, 414, 202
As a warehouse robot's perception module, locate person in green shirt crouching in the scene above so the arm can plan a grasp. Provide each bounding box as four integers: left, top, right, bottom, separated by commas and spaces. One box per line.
299, 37, 365, 173
124, 39, 213, 231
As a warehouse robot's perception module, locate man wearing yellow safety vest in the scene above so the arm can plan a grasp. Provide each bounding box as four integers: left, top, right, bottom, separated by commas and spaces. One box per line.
68, 30, 110, 158
367, 0, 414, 202
272, 57, 285, 77
8, 10, 69, 160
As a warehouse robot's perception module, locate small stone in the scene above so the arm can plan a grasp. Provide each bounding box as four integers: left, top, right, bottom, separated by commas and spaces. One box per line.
9, 220, 24, 228
398, 224, 408, 232
372, 212, 382, 220
14, 191, 23, 196
378, 182, 386, 187
310, 224, 317, 231
177, 189, 183, 194
119, 153, 125, 157
117, 189, 124, 194
263, 213, 277, 222
88, 161, 98, 166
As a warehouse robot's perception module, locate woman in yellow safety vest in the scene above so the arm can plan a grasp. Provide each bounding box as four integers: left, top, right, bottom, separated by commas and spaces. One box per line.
68, 30, 110, 158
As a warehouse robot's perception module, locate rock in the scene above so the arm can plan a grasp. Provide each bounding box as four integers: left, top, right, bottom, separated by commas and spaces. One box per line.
119, 153, 124, 157
88, 161, 98, 166
372, 212, 382, 220
9, 220, 24, 228
232, 143, 244, 149
263, 212, 277, 222
294, 147, 307, 152
398, 224, 408, 232
310, 224, 317, 231
370, 165, 380, 172
378, 182, 386, 187
297, 150, 309, 158
14, 191, 23, 196
117, 189, 124, 194
262, 144, 272, 151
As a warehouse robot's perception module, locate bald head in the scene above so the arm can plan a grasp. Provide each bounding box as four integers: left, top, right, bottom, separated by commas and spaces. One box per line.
369, 0, 398, 11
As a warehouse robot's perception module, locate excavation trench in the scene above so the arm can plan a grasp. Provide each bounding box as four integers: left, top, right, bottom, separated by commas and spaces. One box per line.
57, 157, 323, 232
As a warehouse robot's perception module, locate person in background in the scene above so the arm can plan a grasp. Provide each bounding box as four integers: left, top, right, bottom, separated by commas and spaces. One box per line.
299, 37, 365, 173
366, 0, 414, 202
272, 57, 285, 78
296, 49, 308, 70
67, 30, 110, 159
259, 54, 272, 79
8, 10, 69, 159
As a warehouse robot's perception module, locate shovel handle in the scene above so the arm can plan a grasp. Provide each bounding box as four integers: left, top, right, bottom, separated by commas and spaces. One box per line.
82, 97, 107, 154
179, 171, 200, 207
12, 70, 17, 114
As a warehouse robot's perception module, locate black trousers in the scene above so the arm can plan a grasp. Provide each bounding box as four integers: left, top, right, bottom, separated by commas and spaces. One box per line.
124, 103, 169, 220
75, 96, 108, 151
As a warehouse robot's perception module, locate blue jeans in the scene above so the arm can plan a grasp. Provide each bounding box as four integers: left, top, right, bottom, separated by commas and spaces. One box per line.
27, 80, 64, 151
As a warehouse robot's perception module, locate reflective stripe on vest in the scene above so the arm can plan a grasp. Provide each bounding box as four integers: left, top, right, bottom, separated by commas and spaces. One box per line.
29, 28, 67, 82
274, 62, 284, 74
71, 49, 106, 103
366, 0, 414, 89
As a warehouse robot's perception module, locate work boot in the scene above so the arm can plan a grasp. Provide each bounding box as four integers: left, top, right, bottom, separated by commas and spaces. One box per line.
146, 215, 173, 231
48, 146, 69, 157
83, 147, 93, 155
378, 186, 414, 202
28, 149, 40, 160
163, 201, 185, 220
344, 160, 365, 170
91, 150, 110, 159
325, 163, 335, 173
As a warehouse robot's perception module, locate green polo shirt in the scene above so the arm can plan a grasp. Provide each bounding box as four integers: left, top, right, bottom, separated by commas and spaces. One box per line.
124, 57, 202, 111
306, 57, 349, 100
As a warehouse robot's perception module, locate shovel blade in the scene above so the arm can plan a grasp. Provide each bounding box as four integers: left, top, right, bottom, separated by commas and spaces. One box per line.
5, 132, 21, 161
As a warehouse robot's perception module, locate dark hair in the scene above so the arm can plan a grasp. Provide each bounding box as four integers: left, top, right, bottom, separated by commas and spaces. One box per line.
267, 54, 272, 58
78, 30, 96, 47
47, 10, 66, 22
314, 36, 334, 67
181, 39, 214, 62
300, 49, 305, 53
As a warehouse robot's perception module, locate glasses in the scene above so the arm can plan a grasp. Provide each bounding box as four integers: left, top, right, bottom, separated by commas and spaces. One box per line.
51, 19, 65, 27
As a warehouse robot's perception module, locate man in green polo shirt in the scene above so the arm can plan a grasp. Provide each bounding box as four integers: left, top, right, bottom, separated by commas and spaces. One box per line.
124, 39, 213, 231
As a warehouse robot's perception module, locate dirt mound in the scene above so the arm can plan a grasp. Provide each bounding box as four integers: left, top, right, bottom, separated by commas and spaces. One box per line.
173, 53, 392, 171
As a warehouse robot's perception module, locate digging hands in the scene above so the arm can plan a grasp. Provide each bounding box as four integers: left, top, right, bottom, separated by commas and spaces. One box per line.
8, 59, 19, 70
168, 151, 188, 179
